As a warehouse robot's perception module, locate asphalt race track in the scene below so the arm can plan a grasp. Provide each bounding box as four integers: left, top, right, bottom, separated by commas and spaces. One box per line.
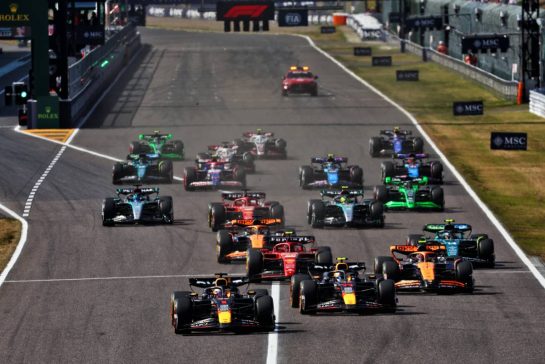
1, 28, 544, 363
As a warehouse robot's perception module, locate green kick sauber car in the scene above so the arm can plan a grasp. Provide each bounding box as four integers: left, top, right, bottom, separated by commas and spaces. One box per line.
373, 177, 444, 211
130, 131, 184, 160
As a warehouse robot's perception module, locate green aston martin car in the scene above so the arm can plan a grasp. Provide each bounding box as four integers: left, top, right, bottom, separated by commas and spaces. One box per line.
129, 131, 184, 160
373, 177, 444, 211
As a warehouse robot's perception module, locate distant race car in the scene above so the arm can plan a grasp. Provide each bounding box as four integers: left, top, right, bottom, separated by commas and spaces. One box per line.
112, 153, 173, 184
281, 65, 318, 96
299, 154, 363, 189
216, 218, 287, 263
373, 177, 444, 211
234, 129, 287, 159
129, 131, 184, 160
406, 219, 495, 267
246, 235, 333, 282
183, 160, 246, 191
369, 127, 424, 157
197, 142, 255, 173
290, 258, 397, 314
307, 187, 384, 228
102, 186, 173, 226
208, 191, 284, 231
381, 153, 443, 184
170, 273, 275, 334
374, 244, 474, 293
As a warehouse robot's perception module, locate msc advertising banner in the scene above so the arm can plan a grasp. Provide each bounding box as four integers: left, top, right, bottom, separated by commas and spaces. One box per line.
278, 9, 308, 27
490, 132, 527, 150
216, 1, 274, 21
453, 101, 484, 116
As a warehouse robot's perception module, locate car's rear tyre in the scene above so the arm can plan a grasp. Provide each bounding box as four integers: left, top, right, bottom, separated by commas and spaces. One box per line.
381, 161, 395, 181
300, 165, 314, 188
378, 279, 396, 309
431, 187, 444, 211
271, 204, 284, 223
373, 256, 394, 274
374, 185, 389, 203
246, 249, 263, 280
160, 196, 173, 224
183, 167, 197, 191
307, 199, 321, 224
382, 261, 400, 281
234, 168, 247, 188
217, 229, 232, 263
299, 280, 317, 315
310, 201, 325, 228
159, 160, 173, 183
275, 138, 287, 150
315, 246, 333, 265
369, 201, 384, 226
407, 234, 424, 246
310, 88, 318, 97
350, 166, 363, 187
112, 163, 124, 185
413, 137, 424, 153
430, 161, 443, 183
369, 137, 382, 157
255, 295, 275, 330
456, 260, 473, 292
478, 238, 495, 261
290, 274, 309, 308
209, 203, 226, 231
172, 294, 192, 334
102, 198, 116, 226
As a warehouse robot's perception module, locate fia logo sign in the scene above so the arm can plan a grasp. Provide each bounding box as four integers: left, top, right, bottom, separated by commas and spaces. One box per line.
285, 13, 301, 26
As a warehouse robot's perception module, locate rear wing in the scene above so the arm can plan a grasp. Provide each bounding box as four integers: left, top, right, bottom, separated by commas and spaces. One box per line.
221, 191, 266, 200
309, 262, 366, 275
384, 176, 428, 185
227, 218, 282, 227
394, 153, 428, 160
311, 156, 348, 164
189, 275, 249, 288
116, 187, 159, 195
423, 223, 472, 233
127, 153, 160, 160
390, 244, 446, 255
321, 189, 363, 198
243, 131, 274, 137
269, 236, 315, 244
380, 129, 411, 136
139, 132, 172, 140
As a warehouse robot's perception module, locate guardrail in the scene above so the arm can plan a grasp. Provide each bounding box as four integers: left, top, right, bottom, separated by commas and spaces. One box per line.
529, 90, 545, 118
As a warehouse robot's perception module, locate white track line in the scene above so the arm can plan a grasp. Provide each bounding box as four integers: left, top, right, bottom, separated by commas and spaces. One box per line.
4, 272, 237, 283
299, 34, 545, 290
0, 204, 28, 287
266, 282, 280, 364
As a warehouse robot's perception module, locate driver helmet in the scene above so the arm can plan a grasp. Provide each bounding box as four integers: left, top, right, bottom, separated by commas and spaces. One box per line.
256, 128, 263, 135
444, 232, 452, 240
333, 271, 342, 282
393, 126, 401, 134
407, 154, 416, 165
212, 288, 222, 297
327, 154, 335, 163
340, 196, 347, 204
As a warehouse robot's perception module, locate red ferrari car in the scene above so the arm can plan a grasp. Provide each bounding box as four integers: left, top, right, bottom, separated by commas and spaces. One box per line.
282, 66, 318, 96
208, 192, 285, 231
246, 235, 333, 282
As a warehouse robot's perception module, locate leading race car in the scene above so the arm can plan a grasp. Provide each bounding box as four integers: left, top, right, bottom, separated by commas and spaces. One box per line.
208, 191, 284, 231
406, 219, 495, 267
197, 142, 255, 173
369, 127, 424, 157
307, 188, 384, 228
234, 129, 287, 159
129, 131, 184, 160
374, 244, 474, 293
112, 153, 173, 184
290, 258, 397, 314
216, 218, 285, 263
281, 65, 318, 96
101, 186, 173, 226
183, 159, 246, 191
170, 273, 275, 334
246, 235, 333, 282
381, 153, 443, 184
373, 177, 444, 211
299, 154, 363, 189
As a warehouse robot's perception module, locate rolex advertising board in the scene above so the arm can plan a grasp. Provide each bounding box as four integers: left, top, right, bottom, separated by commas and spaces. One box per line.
0, 2, 31, 27
37, 96, 60, 128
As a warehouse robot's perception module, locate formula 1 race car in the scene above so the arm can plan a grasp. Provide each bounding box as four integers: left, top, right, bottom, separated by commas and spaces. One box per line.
299, 155, 363, 189
369, 127, 424, 157
112, 153, 173, 184
381, 153, 443, 184
170, 273, 275, 334
307, 188, 384, 228
281, 65, 318, 96
197, 142, 255, 173
373, 177, 444, 211
246, 235, 333, 282
290, 258, 397, 314
234, 129, 287, 159
129, 131, 184, 160
406, 219, 495, 267
183, 160, 246, 191
374, 244, 474, 293
101, 186, 173, 226
208, 191, 284, 231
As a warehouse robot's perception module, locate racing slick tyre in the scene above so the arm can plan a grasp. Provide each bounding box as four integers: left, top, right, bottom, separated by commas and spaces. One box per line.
430, 161, 443, 184
271, 204, 285, 224
254, 289, 269, 298
477, 238, 495, 267
234, 138, 246, 150
102, 198, 116, 227
242, 152, 255, 172
455, 260, 474, 292
255, 295, 275, 330
172, 293, 193, 334
129, 141, 146, 154
369, 201, 385, 227
431, 187, 445, 211
172, 140, 184, 159
310, 201, 325, 229
381, 162, 395, 181
407, 234, 425, 246
159, 160, 174, 183
233, 168, 247, 189
412, 137, 424, 153
382, 261, 400, 281
373, 185, 389, 203
307, 199, 321, 224
315, 246, 333, 265
373, 256, 395, 275
350, 166, 364, 187
246, 249, 264, 281
300, 166, 314, 189
196, 152, 210, 162
209, 203, 226, 232
282, 89, 288, 96
310, 87, 318, 97
377, 279, 397, 311
183, 167, 197, 191
159, 196, 174, 224
290, 274, 309, 308
217, 230, 232, 263
112, 163, 124, 185
369, 137, 382, 157
299, 280, 317, 315
275, 138, 287, 151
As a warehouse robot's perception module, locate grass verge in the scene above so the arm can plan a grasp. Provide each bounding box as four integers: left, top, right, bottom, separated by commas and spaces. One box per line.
146, 18, 545, 259
0, 218, 21, 273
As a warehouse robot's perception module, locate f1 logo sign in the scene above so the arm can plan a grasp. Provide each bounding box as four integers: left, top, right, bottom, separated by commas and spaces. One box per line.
224, 5, 268, 19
